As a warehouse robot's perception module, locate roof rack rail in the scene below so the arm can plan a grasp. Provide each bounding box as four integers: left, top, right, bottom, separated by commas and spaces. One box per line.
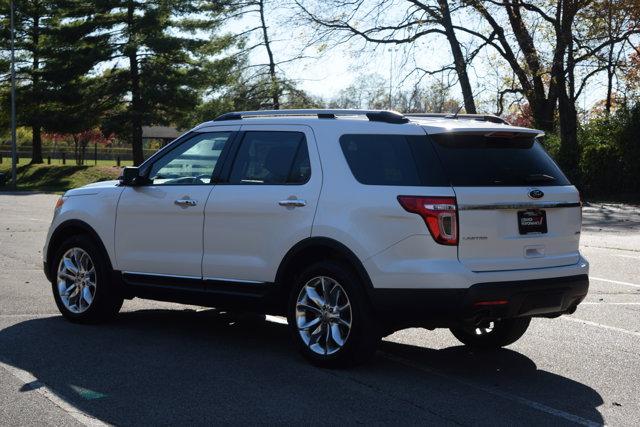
213, 109, 409, 124
405, 112, 509, 125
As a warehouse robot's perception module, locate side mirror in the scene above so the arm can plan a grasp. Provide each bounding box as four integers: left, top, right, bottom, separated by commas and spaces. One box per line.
119, 166, 145, 186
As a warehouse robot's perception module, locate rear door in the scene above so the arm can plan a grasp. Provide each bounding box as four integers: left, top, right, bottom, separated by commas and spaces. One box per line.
430, 131, 581, 272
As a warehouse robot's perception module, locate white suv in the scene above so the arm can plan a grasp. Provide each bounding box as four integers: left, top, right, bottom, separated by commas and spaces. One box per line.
43, 109, 589, 367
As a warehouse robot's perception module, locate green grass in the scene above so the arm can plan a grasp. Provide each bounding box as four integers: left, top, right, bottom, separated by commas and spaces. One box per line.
0, 157, 134, 167
0, 163, 122, 193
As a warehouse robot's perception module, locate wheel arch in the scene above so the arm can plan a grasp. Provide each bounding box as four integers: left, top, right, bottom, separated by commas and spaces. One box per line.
46, 219, 113, 282
275, 237, 374, 308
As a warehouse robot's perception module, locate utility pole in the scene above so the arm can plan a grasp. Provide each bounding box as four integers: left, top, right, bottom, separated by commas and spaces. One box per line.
388, 47, 398, 110
388, 48, 393, 109
10, 0, 18, 189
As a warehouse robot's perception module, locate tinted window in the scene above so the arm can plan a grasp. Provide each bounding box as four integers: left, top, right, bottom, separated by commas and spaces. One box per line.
339, 134, 448, 186
149, 132, 230, 185
229, 131, 310, 184
430, 133, 570, 186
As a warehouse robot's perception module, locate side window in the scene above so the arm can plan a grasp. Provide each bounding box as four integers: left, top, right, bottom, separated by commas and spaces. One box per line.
149, 132, 231, 185
339, 134, 448, 186
228, 131, 310, 185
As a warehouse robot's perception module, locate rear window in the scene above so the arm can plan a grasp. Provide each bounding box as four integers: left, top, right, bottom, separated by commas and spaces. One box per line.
429, 133, 570, 186
339, 134, 448, 186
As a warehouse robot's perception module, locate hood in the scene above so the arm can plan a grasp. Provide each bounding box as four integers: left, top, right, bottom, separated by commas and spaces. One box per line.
65, 180, 120, 196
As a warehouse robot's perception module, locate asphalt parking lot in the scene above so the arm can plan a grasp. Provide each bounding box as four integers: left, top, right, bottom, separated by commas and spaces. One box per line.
1, 193, 638, 426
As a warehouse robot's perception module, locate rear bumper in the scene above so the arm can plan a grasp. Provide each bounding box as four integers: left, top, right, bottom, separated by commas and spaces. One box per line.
369, 274, 589, 329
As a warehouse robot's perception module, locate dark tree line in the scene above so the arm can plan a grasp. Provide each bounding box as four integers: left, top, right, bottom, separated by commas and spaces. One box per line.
0, 0, 241, 165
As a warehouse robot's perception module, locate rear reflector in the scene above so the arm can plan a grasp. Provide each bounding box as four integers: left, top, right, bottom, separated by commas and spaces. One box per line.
397, 196, 458, 245
473, 300, 509, 306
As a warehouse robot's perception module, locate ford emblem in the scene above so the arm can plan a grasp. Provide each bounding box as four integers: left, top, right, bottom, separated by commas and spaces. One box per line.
528, 189, 544, 199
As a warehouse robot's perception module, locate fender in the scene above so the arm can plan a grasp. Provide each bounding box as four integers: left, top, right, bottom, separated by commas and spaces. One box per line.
275, 237, 374, 290
45, 219, 113, 282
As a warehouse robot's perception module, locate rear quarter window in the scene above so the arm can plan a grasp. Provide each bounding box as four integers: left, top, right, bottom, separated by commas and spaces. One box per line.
429, 133, 570, 187
339, 134, 448, 186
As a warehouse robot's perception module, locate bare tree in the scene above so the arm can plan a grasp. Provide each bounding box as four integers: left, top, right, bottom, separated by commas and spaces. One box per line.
295, 0, 480, 113
225, 0, 313, 109
460, 0, 640, 180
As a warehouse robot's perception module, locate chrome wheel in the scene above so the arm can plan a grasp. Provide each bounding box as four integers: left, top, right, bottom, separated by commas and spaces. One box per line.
295, 276, 352, 355
56, 247, 96, 314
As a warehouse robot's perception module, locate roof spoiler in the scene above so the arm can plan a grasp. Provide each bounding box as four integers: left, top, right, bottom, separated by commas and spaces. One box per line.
405, 113, 509, 125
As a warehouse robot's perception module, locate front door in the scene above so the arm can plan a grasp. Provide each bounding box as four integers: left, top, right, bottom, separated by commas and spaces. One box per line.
115, 129, 235, 278
202, 125, 322, 283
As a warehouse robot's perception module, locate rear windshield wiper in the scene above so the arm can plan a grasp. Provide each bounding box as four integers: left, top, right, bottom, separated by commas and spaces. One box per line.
525, 173, 555, 183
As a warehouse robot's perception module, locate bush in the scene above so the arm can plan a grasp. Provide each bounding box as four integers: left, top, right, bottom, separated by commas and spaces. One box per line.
578, 106, 640, 199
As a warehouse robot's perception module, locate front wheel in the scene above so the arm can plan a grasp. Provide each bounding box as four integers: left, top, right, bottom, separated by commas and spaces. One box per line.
287, 261, 380, 368
450, 317, 531, 349
51, 235, 123, 323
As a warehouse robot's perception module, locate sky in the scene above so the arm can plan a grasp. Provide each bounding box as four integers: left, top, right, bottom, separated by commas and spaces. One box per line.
227, 1, 618, 114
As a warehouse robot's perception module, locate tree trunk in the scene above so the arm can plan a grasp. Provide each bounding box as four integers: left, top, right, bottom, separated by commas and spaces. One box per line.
128, 1, 144, 166
437, 0, 476, 114
32, 127, 44, 164
558, 85, 579, 184
259, 0, 279, 109
30, 15, 43, 164
604, 2, 614, 116
558, 32, 580, 185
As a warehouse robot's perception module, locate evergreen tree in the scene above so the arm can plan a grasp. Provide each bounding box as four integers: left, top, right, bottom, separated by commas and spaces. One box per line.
0, 0, 109, 163
0, 0, 61, 163
94, 0, 237, 165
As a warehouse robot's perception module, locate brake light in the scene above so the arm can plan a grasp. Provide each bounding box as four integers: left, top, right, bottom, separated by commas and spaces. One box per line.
397, 196, 458, 245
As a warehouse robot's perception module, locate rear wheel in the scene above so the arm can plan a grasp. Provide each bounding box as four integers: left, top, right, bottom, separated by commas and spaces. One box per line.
450, 317, 531, 349
287, 261, 380, 368
51, 235, 123, 323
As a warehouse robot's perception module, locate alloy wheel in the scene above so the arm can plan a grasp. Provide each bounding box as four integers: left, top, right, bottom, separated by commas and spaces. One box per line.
56, 247, 97, 314
295, 276, 352, 355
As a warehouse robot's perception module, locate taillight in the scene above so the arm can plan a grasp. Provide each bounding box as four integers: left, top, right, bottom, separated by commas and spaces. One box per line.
397, 196, 458, 245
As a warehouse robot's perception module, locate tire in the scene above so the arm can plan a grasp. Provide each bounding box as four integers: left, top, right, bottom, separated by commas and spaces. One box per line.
51, 234, 123, 323
287, 261, 380, 368
450, 317, 531, 349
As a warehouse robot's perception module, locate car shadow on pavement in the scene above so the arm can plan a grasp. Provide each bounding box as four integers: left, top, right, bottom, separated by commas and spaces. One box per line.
0, 309, 604, 425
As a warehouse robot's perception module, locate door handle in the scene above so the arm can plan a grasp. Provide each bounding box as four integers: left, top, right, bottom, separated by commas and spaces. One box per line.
175, 199, 197, 207
278, 199, 306, 208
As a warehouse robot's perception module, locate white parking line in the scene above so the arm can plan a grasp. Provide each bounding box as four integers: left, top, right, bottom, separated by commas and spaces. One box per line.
381, 352, 602, 427
561, 316, 640, 338
0, 361, 108, 426
613, 254, 640, 260
591, 277, 640, 288
582, 302, 640, 305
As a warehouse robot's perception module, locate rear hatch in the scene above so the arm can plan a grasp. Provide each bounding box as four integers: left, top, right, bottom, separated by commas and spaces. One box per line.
430, 131, 581, 272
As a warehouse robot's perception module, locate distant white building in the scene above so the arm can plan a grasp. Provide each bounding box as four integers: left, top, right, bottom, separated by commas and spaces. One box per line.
142, 126, 180, 145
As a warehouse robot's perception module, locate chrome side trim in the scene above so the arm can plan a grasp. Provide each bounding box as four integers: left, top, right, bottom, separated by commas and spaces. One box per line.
122, 271, 201, 280
204, 277, 267, 285
458, 202, 581, 211
122, 271, 268, 285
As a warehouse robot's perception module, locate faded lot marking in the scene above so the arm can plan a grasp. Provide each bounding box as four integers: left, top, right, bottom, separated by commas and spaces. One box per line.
381, 352, 602, 427
0, 361, 108, 427
264, 316, 602, 426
